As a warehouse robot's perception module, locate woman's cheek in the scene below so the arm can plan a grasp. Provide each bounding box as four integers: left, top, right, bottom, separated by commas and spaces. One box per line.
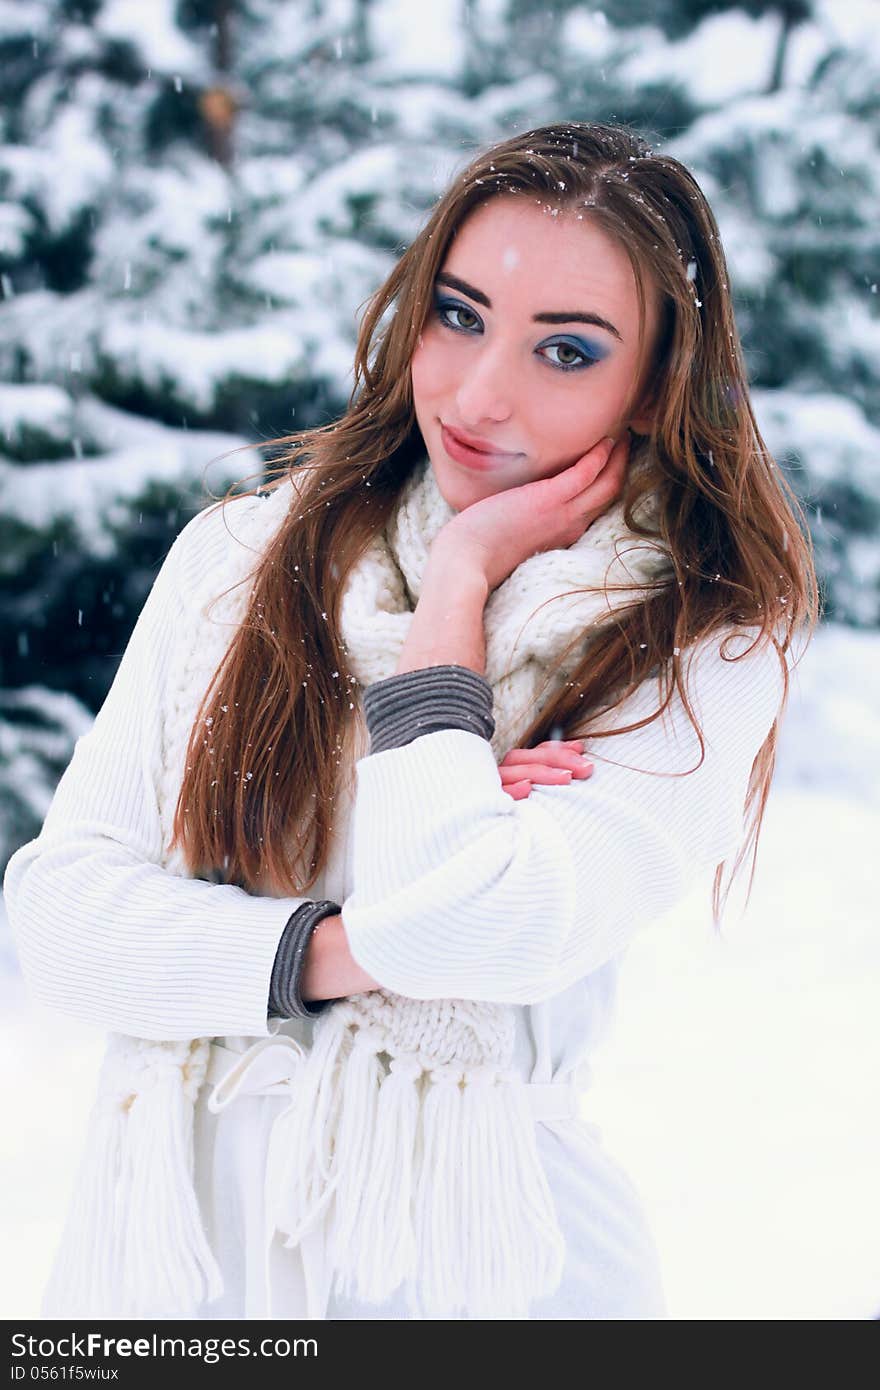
413, 328, 456, 395
410, 340, 436, 405
547, 401, 605, 458
410, 353, 425, 399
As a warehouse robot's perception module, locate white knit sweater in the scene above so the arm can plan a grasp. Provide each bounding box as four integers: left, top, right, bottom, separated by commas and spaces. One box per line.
4, 479, 789, 1319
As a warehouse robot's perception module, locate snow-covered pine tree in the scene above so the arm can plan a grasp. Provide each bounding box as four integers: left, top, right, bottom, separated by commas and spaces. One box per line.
659, 1, 880, 627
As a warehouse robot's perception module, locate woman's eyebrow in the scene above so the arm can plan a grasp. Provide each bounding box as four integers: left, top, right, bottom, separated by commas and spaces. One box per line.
434, 271, 623, 341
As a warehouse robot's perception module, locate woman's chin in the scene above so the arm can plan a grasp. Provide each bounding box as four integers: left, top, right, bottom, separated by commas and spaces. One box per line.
428, 454, 522, 514
426, 457, 466, 513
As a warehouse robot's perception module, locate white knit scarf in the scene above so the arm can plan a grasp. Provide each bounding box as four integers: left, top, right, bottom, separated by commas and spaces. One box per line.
41, 448, 673, 1321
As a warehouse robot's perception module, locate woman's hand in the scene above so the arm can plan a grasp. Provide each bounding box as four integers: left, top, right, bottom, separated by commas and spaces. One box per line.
435, 433, 630, 593
499, 738, 594, 800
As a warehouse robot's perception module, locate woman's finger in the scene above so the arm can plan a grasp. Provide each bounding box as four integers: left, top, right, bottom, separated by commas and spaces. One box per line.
499, 744, 589, 769
579, 434, 629, 513
501, 778, 532, 800
500, 762, 592, 784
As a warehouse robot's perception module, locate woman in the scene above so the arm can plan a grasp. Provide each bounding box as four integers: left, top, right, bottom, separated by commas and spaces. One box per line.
4, 121, 818, 1321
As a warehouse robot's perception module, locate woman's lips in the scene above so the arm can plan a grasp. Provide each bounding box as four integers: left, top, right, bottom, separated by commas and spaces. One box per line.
440, 423, 519, 469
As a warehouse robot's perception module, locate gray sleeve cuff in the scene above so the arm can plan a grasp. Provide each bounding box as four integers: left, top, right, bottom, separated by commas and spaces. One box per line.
267, 899, 342, 1021
362, 663, 495, 754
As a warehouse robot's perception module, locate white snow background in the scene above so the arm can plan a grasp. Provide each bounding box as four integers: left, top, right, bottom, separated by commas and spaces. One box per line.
1, 620, 878, 1321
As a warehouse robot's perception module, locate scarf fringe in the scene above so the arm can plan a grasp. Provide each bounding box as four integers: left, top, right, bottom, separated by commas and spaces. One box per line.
41, 1041, 223, 1319
270, 1010, 566, 1319
414, 1062, 467, 1315
348, 1053, 422, 1297
40, 1090, 128, 1318
120, 1072, 224, 1316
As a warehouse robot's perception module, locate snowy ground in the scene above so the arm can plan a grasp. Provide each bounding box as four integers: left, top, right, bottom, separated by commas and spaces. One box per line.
2, 620, 878, 1321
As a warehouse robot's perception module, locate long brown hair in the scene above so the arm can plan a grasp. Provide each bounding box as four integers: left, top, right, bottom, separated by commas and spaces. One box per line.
167, 121, 819, 929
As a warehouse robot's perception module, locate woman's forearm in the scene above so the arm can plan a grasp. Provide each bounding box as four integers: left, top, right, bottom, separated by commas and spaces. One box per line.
394, 541, 489, 677
299, 912, 382, 1000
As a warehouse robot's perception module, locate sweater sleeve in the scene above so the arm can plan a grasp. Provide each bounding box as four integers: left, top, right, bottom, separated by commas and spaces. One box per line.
340, 628, 788, 1004
362, 663, 496, 751
2, 505, 313, 1042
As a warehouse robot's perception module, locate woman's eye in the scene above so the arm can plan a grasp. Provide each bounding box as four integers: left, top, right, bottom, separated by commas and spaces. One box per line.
539, 340, 604, 372
434, 299, 480, 331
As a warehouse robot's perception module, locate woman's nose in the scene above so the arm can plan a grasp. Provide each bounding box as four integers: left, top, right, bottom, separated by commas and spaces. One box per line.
453, 344, 514, 423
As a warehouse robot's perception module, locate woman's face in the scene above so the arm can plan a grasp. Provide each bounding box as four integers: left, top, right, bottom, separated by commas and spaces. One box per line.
410, 195, 660, 512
